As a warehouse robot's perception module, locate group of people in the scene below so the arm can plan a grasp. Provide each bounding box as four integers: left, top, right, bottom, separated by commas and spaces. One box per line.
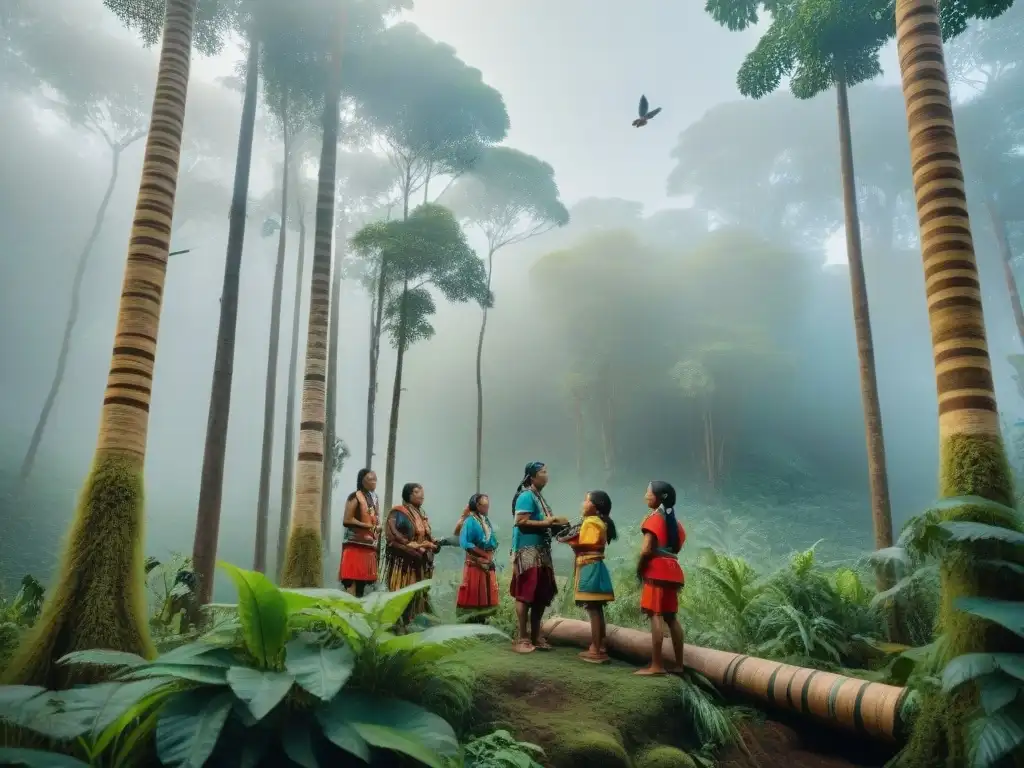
335, 462, 687, 676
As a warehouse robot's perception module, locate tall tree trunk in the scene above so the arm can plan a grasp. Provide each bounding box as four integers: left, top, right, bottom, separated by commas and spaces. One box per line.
277, 213, 307, 578
280, 51, 342, 588
835, 71, 894, 556
383, 279, 410, 510
18, 138, 137, 492
1, 0, 196, 688
473, 247, 495, 492
192, 35, 260, 605
321, 220, 345, 553
986, 193, 1024, 347
365, 261, 386, 467
254, 114, 290, 574
892, 3, 1022, 764
575, 397, 584, 484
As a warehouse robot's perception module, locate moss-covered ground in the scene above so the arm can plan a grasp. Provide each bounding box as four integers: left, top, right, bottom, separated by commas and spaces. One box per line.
457, 642, 699, 767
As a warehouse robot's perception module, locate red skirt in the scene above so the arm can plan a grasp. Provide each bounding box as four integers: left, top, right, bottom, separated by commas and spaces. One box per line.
641, 580, 682, 616
457, 563, 499, 609
510, 565, 557, 607
338, 544, 378, 583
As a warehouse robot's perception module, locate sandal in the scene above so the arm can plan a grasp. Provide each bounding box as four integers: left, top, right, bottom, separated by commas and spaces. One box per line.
534, 639, 554, 650
512, 640, 536, 654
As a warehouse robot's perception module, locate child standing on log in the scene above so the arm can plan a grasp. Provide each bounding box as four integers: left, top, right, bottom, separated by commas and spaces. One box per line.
558, 490, 617, 663
635, 481, 686, 676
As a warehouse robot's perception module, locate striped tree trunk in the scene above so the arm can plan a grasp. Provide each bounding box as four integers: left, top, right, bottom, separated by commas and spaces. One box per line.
893, 2, 1023, 764
280, 51, 342, 588
1, 0, 197, 688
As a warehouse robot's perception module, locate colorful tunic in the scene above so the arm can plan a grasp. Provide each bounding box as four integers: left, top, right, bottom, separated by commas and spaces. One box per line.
384, 504, 435, 620
639, 507, 686, 616
456, 513, 499, 611
510, 489, 557, 607
563, 516, 614, 606
338, 490, 379, 585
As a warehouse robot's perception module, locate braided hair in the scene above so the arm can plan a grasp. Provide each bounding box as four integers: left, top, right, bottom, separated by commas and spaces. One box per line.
587, 489, 617, 542
649, 480, 679, 551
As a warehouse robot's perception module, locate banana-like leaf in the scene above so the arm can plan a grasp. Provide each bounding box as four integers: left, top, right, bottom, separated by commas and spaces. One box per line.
125, 663, 228, 686
58, 649, 148, 668
219, 562, 289, 669
379, 623, 506, 653
978, 674, 1024, 715
942, 653, 1024, 691
955, 597, 1024, 639
939, 521, 1024, 547
931, 496, 1018, 518
363, 580, 433, 629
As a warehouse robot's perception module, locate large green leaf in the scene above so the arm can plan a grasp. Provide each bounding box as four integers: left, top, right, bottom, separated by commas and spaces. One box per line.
155, 689, 234, 768
379, 623, 506, 654
955, 598, 1024, 639
932, 496, 1018, 518
219, 562, 289, 668
154, 641, 235, 668
58, 649, 148, 668
969, 703, 1024, 768
0, 748, 90, 767
285, 636, 355, 701
282, 723, 319, 768
942, 653, 1024, 691
321, 693, 458, 768
125, 663, 228, 686
225, 666, 294, 720
282, 588, 364, 613
315, 703, 371, 761
363, 580, 433, 629
939, 521, 1024, 547
0, 686, 51, 732
978, 674, 1024, 715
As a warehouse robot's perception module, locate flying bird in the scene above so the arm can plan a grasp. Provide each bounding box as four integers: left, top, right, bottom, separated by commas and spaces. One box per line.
632, 95, 662, 128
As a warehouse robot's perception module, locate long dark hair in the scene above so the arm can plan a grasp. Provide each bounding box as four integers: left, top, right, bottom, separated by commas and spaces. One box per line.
512, 461, 545, 514
587, 490, 617, 542
468, 493, 488, 513
649, 481, 679, 551
347, 468, 374, 503
401, 483, 422, 505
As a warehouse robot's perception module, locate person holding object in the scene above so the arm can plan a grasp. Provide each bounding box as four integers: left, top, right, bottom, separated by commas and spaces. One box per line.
510, 462, 569, 653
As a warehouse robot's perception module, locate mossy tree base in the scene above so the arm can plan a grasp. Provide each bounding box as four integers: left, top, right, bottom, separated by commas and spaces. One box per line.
280, 527, 323, 588
896, 434, 1024, 767
635, 745, 697, 768
1, 454, 154, 689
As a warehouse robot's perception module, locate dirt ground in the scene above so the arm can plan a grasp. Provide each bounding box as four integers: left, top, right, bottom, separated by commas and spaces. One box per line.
717, 721, 887, 768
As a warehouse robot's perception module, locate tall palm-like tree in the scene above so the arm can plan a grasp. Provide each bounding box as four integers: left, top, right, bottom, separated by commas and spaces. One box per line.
1, 0, 198, 688
191, 15, 262, 605
279, 39, 343, 588
891, 0, 1024, 764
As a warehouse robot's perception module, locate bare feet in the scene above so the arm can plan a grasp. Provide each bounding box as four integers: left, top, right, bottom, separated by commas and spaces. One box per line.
512, 640, 536, 654
634, 666, 667, 676
534, 639, 554, 651
580, 650, 610, 664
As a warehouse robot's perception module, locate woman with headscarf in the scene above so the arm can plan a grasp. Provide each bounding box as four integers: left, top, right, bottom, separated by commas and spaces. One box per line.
635, 480, 687, 676
455, 493, 499, 622
510, 461, 569, 653
337, 468, 380, 597
384, 482, 439, 628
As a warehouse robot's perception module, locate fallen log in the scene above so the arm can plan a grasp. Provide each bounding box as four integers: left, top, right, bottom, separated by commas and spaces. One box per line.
541, 617, 909, 744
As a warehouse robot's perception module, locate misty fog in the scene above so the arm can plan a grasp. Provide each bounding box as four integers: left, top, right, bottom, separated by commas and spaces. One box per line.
2, 0, 1023, 603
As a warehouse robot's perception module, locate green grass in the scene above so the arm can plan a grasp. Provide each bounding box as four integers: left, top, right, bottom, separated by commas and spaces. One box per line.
457, 642, 710, 766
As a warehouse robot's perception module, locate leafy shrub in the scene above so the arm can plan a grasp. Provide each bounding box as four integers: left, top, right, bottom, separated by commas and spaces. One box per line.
0, 575, 43, 672
459, 729, 545, 768
0, 563, 504, 767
